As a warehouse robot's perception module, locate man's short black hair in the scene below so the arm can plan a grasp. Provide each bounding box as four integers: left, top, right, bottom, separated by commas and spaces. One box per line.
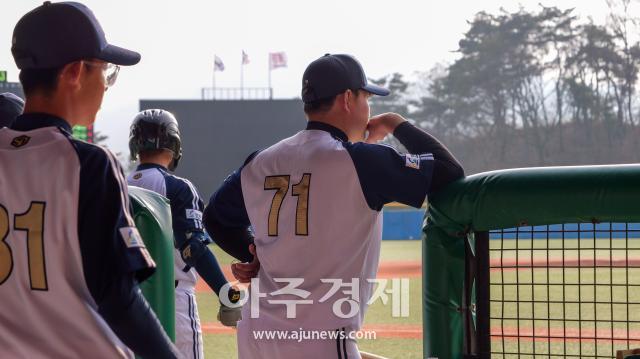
303, 89, 361, 115
303, 95, 337, 115
19, 66, 63, 96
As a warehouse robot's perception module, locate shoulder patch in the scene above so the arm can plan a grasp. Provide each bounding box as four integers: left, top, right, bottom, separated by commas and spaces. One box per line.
186, 209, 203, 221
119, 227, 145, 248
405, 153, 434, 170
405, 154, 421, 169
133, 172, 142, 180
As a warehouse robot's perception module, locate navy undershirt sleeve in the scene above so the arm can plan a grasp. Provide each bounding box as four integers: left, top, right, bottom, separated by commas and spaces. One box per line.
343, 142, 434, 211
204, 151, 259, 262
72, 139, 155, 298
393, 122, 465, 193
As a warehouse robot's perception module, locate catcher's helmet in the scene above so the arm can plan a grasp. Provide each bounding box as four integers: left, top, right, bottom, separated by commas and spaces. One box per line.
129, 109, 182, 171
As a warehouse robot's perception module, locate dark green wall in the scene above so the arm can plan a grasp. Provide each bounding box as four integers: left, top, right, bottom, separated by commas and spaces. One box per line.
140, 99, 305, 199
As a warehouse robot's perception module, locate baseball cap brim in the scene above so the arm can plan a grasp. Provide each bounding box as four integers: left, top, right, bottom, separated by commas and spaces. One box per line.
97, 44, 141, 66
362, 83, 390, 97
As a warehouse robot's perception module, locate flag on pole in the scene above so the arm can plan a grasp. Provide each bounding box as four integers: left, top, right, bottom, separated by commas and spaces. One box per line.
214, 55, 225, 71
242, 50, 250, 65
269, 52, 287, 70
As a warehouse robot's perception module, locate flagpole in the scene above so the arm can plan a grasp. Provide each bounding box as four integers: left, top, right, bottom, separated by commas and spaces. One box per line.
212, 55, 216, 100
240, 52, 244, 100
268, 55, 273, 100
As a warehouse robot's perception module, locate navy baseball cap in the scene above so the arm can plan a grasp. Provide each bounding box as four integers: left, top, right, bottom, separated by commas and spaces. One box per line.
11, 1, 141, 69
301, 54, 389, 103
0, 93, 25, 128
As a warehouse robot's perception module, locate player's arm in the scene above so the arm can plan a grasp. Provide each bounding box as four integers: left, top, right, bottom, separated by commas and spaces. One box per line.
168, 178, 229, 294
75, 144, 178, 359
346, 114, 464, 211
203, 152, 260, 263
390, 117, 464, 192
202, 208, 255, 263
367, 112, 464, 193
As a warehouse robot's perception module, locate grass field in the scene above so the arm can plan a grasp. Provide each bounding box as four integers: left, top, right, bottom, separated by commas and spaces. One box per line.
489, 238, 640, 358
198, 240, 424, 359
195, 236, 640, 358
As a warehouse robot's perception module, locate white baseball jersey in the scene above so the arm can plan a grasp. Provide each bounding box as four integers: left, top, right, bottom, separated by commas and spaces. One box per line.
127, 164, 205, 286
0, 114, 155, 358
127, 164, 205, 359
209, 121, 433, 332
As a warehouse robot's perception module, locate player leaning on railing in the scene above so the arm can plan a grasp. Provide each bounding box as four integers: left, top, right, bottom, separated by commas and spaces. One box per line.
203, 53, 465, 359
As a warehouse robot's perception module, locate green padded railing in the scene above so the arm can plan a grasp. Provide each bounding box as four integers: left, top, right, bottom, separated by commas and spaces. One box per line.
423, 164, 640, 358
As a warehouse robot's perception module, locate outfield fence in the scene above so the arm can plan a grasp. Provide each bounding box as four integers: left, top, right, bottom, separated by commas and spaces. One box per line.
423, 165, 640, 359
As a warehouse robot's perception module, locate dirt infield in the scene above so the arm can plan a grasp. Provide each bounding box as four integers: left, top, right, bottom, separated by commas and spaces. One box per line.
199, 260, 423, 339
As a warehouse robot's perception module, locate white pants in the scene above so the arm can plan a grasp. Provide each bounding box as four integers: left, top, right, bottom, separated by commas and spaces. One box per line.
175, 284, 204, 359
237, 320, 361, 359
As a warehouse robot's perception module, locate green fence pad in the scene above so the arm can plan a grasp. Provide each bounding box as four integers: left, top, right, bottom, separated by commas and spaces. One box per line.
129, 186, 176, 341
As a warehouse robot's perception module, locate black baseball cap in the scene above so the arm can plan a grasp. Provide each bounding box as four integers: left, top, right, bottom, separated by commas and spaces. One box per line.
0, 93, 25, 128
301, 53, 389, 103
11, 1, 141, 70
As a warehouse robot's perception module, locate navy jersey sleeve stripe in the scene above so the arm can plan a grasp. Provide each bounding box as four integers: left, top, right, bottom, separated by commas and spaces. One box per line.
343, 142, 434, 211
66, 134, 156, 305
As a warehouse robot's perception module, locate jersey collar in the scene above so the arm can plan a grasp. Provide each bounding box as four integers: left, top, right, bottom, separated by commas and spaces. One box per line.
306, 121, 348, 142
11, 113, 72, 134
136, 163, 167, 171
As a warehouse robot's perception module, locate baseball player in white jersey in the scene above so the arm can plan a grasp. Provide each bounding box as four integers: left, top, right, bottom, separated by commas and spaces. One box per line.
127, 109, 243, 359
1, 2, 178, 358
203, 53, 465, 358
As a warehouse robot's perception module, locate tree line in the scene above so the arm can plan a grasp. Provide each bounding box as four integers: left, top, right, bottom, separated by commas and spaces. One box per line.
371, 1, 640, 175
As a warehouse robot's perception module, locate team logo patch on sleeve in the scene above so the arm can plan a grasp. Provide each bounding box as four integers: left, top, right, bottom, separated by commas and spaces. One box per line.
405, 153, 435, 170
119, 227, 145, 248
186, 209, 203, 221
405, 154, 421, 169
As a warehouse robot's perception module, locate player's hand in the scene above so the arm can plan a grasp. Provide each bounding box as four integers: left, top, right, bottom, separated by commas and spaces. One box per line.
231, 244, 260, 283
366, 112, 406, 144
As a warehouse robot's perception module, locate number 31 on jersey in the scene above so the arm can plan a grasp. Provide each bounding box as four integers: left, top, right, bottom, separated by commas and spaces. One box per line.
0, 202, 48, 291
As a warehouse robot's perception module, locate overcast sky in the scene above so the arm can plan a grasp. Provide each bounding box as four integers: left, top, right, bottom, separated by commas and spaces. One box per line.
2, 0, 618, 154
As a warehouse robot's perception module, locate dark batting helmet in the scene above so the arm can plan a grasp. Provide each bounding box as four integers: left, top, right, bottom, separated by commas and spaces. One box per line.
129, 109, 182, 171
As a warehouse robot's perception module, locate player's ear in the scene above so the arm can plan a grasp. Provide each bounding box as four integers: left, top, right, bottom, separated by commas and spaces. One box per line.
58, 61, 83, 92
342, 90, 353, 113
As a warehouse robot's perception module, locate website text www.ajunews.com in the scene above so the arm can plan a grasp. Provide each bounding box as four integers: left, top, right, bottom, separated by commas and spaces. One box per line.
251, 328, 377, 342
